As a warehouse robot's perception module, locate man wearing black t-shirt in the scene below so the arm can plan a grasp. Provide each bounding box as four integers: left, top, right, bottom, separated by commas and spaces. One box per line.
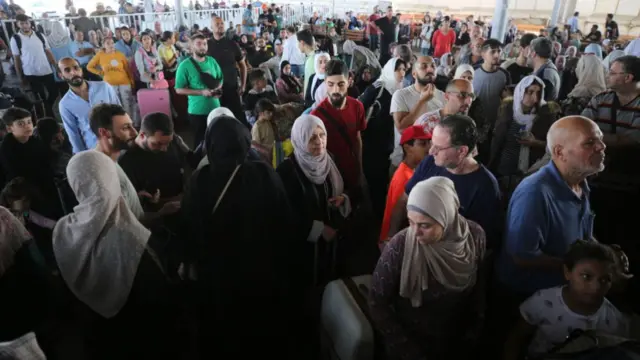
605, 13, 619, 40
501, 33, 534, 84
207, 14, 249, 127
118, 112, 191, 213
374, 6, 397, 65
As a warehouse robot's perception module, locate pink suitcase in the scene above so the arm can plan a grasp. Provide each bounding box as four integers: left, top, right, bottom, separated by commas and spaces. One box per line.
137, 88, 172, 121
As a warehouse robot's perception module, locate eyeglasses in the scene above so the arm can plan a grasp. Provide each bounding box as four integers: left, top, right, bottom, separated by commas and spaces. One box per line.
448, 91, 476, 100
608, 71, 627, 77
430, 144, 457, 153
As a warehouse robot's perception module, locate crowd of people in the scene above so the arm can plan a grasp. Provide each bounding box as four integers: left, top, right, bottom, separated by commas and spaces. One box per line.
1, 2, 640, 360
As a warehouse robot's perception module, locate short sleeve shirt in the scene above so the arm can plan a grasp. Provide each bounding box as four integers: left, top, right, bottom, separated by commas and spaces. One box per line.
520, 286, 629, 356
311, 97, 366, 190
175, 56, 223, 115
206, 37, 243, 90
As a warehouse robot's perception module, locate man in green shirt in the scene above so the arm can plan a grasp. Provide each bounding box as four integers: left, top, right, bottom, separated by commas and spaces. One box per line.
175, 33, 224, 147
296, 29, 316, 95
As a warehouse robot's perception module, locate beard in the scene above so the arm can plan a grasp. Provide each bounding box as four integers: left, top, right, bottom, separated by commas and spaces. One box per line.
111, 135, 135, 151
329, 93, 346, 108
416, 73, 435, 86
66, 76, 84, 87
194, 50, 208, 57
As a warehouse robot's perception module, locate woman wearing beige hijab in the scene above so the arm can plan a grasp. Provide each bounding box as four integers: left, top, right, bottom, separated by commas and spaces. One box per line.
561, 55, 607, 115
369, 176, 486, 360
52, 150, 180, 359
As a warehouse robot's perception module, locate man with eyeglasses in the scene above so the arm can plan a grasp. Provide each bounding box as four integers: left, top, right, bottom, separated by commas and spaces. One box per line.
58, 57, 121, 153
386, 114, 501, 249
414, 79, 475, 133
582, 55, 640, 148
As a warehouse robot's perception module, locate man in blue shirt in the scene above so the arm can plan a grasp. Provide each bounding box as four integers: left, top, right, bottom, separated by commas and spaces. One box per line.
497, 116, 606, 296
58, 57, 121, 153
386, 114, 501, 248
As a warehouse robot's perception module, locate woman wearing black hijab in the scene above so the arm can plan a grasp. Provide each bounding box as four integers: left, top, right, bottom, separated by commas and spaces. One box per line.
181, 115, 297, 358
34, 118, 72, 178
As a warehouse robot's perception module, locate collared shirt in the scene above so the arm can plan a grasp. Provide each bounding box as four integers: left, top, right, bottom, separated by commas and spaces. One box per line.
59, 81, 122, 153
567, 16, 579, 33
281, 35, 305, 66
497, 161, 595, 295
69, 40, 94, 65
9, 31, 53, 76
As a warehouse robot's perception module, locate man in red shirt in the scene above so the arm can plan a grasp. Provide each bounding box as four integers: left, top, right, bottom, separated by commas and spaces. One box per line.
311, 59, 366, 193
432, 16, 456, 58
368, 6, 381, 51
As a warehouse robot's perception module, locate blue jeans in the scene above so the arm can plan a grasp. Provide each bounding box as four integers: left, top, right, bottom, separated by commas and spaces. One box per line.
421, 47, 429, 55
290, 64, 303, 78
369, 34, 378, 51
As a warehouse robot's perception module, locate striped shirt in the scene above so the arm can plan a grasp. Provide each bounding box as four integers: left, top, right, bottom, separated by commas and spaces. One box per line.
581, 90, 640, 143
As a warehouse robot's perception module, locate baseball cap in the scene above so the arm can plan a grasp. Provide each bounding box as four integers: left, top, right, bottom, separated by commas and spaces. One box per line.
400, 125, 432, 145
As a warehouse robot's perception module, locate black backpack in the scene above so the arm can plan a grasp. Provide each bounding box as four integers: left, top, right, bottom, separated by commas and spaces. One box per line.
12, 32, 47, 56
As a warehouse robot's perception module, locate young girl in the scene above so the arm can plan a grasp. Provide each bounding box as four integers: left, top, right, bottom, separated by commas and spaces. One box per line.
504, 241, 630, 360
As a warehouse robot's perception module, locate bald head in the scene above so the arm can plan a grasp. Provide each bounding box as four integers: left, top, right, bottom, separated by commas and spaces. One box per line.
446, 79, 473, 93
546, 115, 606, 178
546, 116, 600, 154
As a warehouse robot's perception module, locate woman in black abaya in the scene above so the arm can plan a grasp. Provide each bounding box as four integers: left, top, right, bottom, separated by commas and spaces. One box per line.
181, 115, 296, 358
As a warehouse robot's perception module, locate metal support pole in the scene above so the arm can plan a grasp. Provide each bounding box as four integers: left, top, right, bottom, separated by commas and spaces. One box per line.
549, 0, 562, 27
490, 0, 509, 43
174, 0, 185, 27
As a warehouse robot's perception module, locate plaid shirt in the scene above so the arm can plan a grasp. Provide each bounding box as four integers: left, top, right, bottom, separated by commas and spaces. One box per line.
0, 333, 45, 360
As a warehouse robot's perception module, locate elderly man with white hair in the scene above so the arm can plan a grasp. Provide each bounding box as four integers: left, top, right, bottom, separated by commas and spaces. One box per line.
496, 115, 606, 298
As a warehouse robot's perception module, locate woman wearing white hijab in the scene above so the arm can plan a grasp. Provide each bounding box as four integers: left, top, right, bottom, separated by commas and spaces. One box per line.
370, 176, 486, 360
489, 75, 560, 178
562, 55, 607, 115
52, 150, 179, 359
437, 52, 452, 77
453, 64, 474, 82
304, 52, 330, 108
358, 57, 408, 220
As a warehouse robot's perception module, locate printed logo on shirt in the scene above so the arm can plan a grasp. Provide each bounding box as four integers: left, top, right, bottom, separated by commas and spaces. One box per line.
110, 59, 119, 66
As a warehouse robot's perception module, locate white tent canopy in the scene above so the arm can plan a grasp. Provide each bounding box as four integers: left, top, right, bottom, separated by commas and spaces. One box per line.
289, 0, 640, 36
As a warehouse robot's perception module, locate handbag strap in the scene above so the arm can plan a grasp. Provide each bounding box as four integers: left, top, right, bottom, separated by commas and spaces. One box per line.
315, 106, 354, 155
212, 164, 241, 214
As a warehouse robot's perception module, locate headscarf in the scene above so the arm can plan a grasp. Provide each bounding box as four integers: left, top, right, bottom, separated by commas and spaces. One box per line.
205, 115, 251, 176
52, 151, 150, 318
310, 52, 330, 97
207, 107, 235, 126
0, 206, 32, 277
399, 177, 480, 308
291, 115, 351, 217
453, 64, 474, 80
279, 60, 302, 94
555, 55, 566, 71
437, 52, 452, 76
552, 41, 562, 58
584, 43, 603, 59
513, 75, 546, 173
314, 82, 328, 107
603, 49, 625, 73
375, 57, 403, 95
569, 55, 607, 99
46, 21, 70, 49
565, 45, 577, 58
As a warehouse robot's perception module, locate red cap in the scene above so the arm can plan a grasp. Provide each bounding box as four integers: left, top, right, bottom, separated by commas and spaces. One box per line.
400, 125, 432, 145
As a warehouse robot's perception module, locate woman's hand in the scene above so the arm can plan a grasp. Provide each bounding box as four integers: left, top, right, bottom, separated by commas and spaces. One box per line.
322, 225, 337, 241
328, 195, 345, 207
139, 189, 161, 204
